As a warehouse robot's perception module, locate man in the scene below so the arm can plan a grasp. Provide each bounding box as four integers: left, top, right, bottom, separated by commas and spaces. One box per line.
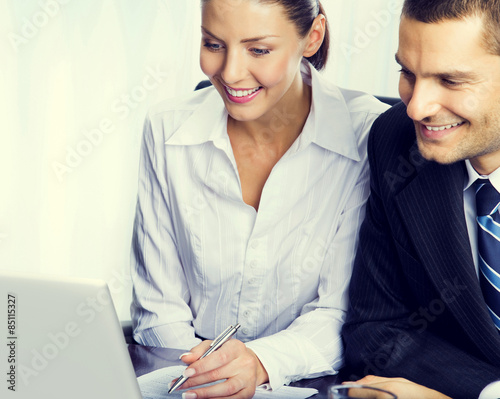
342, 1, 500, 398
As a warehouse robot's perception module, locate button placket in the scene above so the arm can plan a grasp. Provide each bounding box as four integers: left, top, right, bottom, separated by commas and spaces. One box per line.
238, 237, 267, 340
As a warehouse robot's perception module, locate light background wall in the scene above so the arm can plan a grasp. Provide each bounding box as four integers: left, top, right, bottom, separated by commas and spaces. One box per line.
1, 0, 402, 320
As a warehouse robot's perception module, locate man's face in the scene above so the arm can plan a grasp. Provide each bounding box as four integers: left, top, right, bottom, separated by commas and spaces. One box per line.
397, 15, 500, 175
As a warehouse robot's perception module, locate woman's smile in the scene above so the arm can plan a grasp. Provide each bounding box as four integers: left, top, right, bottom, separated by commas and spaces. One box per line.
223, 84, 263, 103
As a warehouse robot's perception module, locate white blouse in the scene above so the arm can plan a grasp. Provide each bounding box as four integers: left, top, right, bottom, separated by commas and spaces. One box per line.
130, 61, 389, 389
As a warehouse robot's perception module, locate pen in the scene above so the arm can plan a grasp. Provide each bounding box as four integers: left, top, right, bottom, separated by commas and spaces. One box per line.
168, 323, 241, 394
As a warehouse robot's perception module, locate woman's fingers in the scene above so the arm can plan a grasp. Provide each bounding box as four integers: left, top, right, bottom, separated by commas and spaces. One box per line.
172, 339, 262, 398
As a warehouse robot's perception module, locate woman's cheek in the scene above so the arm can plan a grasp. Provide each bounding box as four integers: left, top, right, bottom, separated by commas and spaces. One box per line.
200, 52, 218, 78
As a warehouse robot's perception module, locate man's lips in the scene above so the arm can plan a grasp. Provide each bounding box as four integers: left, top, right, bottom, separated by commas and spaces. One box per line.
424, 121, 465, 131
419, 121, 465, 139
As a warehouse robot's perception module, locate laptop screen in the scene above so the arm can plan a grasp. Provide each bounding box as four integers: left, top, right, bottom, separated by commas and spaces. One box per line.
0, 271, 142, 399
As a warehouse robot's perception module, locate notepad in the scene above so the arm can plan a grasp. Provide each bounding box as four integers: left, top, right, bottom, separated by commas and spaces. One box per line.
137, 365, 318, 399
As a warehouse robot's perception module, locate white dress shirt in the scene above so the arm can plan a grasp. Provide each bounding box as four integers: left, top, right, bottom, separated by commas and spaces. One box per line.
463, 161, 500, 398
130, 61, 389, 389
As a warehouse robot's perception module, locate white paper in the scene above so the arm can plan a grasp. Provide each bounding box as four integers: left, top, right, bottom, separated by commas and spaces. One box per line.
137, 366, 318, 399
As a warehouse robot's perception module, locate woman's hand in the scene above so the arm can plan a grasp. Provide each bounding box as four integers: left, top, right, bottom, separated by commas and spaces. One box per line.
171, 338, 269, 399
347, 375, 452, 399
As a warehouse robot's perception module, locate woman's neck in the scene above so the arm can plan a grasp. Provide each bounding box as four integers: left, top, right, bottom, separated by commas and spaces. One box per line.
228, 75, 312, 156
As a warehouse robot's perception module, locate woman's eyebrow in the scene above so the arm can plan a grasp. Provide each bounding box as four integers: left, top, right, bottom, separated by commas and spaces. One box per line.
201, 27, 278, 43
241, 35, 279, 43
201, 27, 223, 41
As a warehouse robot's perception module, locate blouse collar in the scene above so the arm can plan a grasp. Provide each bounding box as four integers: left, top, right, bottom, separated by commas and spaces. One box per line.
166, 60, 361, 161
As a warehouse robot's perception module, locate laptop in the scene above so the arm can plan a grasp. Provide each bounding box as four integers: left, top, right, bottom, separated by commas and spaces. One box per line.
0, 270, 142, 399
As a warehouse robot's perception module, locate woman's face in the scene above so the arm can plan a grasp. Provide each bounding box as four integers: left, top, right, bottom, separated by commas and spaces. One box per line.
200, 0, 310, 123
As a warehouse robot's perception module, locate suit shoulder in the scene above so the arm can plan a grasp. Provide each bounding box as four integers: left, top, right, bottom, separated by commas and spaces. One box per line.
369, 102, 416, 158
368, 102, 427, 193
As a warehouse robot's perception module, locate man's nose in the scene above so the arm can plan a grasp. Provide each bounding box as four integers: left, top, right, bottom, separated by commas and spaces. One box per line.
405, 80, 442, 123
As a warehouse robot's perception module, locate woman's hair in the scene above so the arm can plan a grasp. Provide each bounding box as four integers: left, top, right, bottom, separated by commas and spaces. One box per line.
201, 0, 330, 70
260, 0, 330, 70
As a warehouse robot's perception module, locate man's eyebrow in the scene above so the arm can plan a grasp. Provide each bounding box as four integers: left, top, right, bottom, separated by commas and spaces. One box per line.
437, 70, 479, 81
394, 53, 479, 80
201, 27, 278, 43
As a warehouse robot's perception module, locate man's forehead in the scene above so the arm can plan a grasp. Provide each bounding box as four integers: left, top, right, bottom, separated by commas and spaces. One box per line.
397, 16, 494, 72
398, 14, 496, 54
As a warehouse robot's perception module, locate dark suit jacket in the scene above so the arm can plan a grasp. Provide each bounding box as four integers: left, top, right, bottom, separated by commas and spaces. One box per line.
342, 102, 500, 399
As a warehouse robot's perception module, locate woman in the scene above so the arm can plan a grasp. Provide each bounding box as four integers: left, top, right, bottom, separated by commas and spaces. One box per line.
130, 0, 388, 398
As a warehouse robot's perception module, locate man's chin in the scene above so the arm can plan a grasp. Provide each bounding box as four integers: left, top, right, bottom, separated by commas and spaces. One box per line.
415, 138, 459, 165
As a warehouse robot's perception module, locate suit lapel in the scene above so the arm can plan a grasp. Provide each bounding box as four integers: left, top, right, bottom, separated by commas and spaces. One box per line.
395, 159, 500, 362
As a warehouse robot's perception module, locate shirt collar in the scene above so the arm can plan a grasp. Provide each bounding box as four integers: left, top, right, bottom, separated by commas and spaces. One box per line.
464, 159, 500, 193
300, 61, 359, 161
165, 89, 228, 146
166, 61, 360, 161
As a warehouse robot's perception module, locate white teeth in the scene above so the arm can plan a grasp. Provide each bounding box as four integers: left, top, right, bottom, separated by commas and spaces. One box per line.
425, 122, 463, 131
226, 86, 260, 97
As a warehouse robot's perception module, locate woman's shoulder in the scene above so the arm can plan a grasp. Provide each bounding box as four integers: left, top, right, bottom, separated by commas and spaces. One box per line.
309, 65, 390, 118
335, 86, 391, 117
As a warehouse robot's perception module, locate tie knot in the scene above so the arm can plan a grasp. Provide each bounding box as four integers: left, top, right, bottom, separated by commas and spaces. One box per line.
474, 179, 500, 216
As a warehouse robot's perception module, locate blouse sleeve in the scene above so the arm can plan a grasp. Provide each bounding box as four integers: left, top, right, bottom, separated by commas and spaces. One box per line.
130, 113, 201, 350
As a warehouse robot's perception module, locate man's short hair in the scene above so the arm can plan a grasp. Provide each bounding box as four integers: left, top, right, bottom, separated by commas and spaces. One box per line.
402, 0, 500, 56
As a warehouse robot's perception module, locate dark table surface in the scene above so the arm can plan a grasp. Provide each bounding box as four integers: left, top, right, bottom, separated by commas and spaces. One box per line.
128, 344, 346, 398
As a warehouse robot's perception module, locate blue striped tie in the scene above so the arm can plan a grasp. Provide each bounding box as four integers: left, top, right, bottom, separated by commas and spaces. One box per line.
475, 178, 500, 331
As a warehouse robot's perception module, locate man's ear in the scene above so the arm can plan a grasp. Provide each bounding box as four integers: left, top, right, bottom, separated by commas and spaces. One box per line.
303, 14, 326, 58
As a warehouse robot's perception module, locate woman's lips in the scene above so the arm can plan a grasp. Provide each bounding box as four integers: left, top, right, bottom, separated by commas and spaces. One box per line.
224, 85, 262, 104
